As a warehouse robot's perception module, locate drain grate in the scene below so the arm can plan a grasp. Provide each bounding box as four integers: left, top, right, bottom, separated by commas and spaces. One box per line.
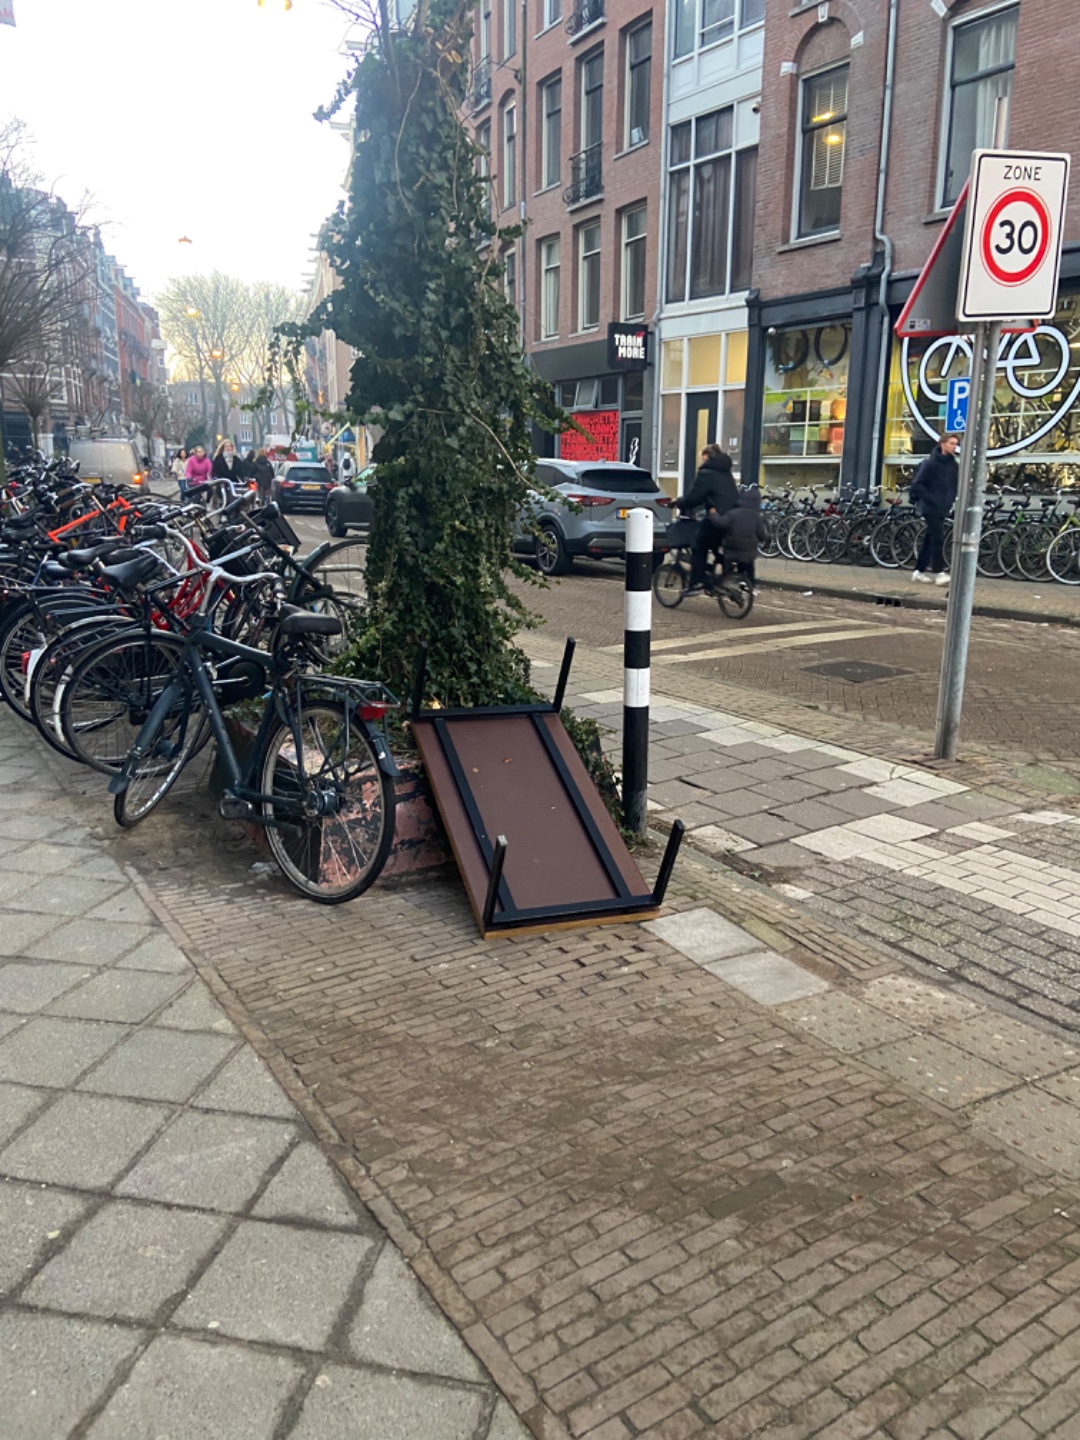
803, 659, 913, 684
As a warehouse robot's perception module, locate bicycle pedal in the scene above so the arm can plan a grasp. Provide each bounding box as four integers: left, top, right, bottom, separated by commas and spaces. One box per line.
218, 795, 255, 821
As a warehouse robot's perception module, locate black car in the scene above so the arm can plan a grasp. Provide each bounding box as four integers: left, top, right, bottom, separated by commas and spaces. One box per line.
324, 466, 375, 537
272, 463, 336, 513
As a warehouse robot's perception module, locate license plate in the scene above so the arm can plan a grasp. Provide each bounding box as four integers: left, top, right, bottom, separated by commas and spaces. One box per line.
617, 508, 629, 519
302, 484, 320, 491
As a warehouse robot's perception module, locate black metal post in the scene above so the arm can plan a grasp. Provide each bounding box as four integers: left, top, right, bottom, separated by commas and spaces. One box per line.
482, 835, 508, 932
552, 636, 576, 713
652, 820, 685, 907
410, 644, 429, 721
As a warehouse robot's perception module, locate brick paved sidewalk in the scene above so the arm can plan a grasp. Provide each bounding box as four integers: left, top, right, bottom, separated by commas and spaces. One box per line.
0, 717, 525, 1440
758, 556, 1080, 626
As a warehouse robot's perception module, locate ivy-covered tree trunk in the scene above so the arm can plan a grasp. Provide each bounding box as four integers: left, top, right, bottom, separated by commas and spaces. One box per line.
314, 0, 558, 708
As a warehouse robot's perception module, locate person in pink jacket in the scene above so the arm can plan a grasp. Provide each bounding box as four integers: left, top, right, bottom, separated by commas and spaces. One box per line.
184, 445, 212, 498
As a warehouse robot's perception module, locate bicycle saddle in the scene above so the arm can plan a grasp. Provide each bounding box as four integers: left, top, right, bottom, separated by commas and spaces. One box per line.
98, 554, 160, 589
276, 605, 342, 638
57, 541, 128, 570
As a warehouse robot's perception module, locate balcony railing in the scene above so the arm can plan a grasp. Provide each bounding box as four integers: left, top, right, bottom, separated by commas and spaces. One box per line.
563, 144, 603, 206
566, 0, 604, 36
469, 56, 492, 111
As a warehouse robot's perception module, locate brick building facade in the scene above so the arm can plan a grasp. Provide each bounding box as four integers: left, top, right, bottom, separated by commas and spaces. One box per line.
743, 0, 1080, 495
471, 0, 663, 466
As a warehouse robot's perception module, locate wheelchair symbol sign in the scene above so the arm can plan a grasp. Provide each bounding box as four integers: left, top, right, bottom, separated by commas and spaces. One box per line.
946, 377, 971, 433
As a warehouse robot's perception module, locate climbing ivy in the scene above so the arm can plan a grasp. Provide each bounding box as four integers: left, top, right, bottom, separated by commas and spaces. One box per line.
294, 0, 563, 708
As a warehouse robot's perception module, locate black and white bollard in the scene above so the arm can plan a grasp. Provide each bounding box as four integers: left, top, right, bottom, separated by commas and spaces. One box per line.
623, 507, 653, 837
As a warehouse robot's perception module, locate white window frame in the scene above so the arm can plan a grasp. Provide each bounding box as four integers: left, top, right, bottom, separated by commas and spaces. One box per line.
578, 221, 601, 332
666, 107, 756, 303
621, 206, 647, 321
501, 102, 517, 209
624, 21, 651, 151
791, 62, 848, 242
541, 236, 561, 339
502, 0, 516, 58
542, 0, 561, 30
935, 0, 1018, 211
541, 75, 562, 191
503, 244, 517, 305
673, 0, 763, 63
580, 48, 604, 152
479, 0, 492, 59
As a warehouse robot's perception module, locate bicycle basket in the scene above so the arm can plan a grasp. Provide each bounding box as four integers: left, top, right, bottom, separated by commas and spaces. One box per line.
665, 517, 700, 548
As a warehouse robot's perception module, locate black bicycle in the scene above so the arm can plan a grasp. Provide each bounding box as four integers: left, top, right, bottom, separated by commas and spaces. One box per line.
108, 533, 398, 904
653, 517, 754, 619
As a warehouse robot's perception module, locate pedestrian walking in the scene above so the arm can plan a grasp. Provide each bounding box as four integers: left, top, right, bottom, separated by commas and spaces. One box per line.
184, 444, 212, 499
252, 449, 275, 504
171, 448, 189, 494
713, 485, 766, 591
677, 444, 739, 595
909, 433, 960, 585
211, 439, 245, 485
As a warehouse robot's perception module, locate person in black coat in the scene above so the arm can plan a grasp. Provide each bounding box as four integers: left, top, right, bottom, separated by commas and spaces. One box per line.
251, 450, 275, 503
676, 445, 740, 592
908, 433, 960, 584
211, 439, 246, 485
713, 487, 766, 589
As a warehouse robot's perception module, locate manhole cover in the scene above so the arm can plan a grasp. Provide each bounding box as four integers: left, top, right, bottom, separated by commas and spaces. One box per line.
803, 659, 913, 684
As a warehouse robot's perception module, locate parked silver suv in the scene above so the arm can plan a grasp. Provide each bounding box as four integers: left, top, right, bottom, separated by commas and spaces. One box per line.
513, 460, 672, 576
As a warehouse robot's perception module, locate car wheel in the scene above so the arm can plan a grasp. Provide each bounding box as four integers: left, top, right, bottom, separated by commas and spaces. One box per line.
536, 523, 571, 577
326, 500, 347, 538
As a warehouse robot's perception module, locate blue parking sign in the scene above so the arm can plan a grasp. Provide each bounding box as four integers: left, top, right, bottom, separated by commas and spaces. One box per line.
946, 376, 971, 433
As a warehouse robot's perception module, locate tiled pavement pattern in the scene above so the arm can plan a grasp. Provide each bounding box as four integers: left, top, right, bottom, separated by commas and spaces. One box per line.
0, 725, 526, 1439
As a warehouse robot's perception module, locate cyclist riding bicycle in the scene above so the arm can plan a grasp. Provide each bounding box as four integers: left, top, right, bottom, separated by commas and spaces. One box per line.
675, 444, 738, 595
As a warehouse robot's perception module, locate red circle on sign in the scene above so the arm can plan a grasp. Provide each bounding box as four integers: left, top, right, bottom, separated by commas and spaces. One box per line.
980, 187, 1052, 286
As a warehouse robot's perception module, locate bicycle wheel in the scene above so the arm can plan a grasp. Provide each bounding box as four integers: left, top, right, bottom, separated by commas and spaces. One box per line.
1047, 530, 1080, 585
997, 527, 1027, 579
653, 559, 687, 609
977, 525, 1008, 578
113, 673, 209, 827
843, 515, 877, 567
291, 539, 367, 660
716, 576, 754, 620
818, 516, 849, 564
1015, 524, 1054, 581
62, 632, 201, 774
869, 520, 900, 568
30, 617, 135, 759
759, 514, 782, 558
260, 700, 395, 904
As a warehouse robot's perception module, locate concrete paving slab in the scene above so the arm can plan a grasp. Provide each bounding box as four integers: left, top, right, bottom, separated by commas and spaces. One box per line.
12, 875, 126, 917
83, 889, 157, 926
819, 788, 901, 819
643, 907, 765, 964
47, 969, 187, 1023
288, 1364, 487, 1440
486, 1398, 533, 1439
844, 814, 939, 844
686, 824, 758, 855
0, 1012, 21, 1040
0, 957, 85, 1011
0, 814, 70, 841
85, 1333, 303, 1440
859, 973, 983, 1028
781, 991, 914, 1053
174, 1217, 374, 1349
946, 1016, 1080, 1079
863, 1035, 1015, 1109
705, 950, 830, 1005
348, 1243, 484, 1380
865, 778, 966, 808
114, 933, 192, 974
720, 813, 808, 846
971, 1085, 1080, 1179
71, 854, 128, 881
25, 918, 151, 966
115, 1111, 296, 1211
792, 826, 890, 861
192, 1047, 295, 1118
742, 842, 813, 869
79, 1030, 236, 1103
1, 842, 99, 875
3, 1312, 143, 1438
0, 1079, 52, 1147
0, 1092, 171, 1189
23, 1200, 228, 1321
154, 980, 237, 1034
0, 1177, 90, 1294
773, 799, 865, 831
0, 1017, 128, 1087
253, 1141, 370, 1231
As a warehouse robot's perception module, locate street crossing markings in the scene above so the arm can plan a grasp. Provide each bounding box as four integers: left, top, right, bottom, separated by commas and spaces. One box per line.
600, 619, 875, 655
655, 627, 912, 665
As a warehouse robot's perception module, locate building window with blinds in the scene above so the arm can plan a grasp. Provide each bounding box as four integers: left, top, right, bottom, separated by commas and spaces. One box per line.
666, 108, 757, 302
625, 22, 651, 148
797, 65, 847, 238
621, 207, 646, 321
578, 221, 601, 331
501, 101, 517, 210
942, 6, 1017, 207
541, 76, 561, 189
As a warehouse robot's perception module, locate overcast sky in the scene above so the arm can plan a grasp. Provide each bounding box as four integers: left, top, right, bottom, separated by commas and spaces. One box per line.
1, 0, 359, 304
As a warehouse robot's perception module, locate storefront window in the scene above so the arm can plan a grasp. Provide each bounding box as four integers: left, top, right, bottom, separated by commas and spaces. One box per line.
885, 294, 1080, 490
661, 338, 685, 391
725, 328, 747, 384
659, 394, 682, 478
760, 321, 849, 490
688, 334, 721, 387
658, 328, 747, 488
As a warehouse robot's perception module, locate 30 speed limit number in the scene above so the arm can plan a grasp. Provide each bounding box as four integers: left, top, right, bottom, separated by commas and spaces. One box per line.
959, 150, 1070, 322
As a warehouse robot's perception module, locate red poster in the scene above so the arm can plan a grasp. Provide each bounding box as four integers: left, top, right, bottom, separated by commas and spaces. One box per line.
560, 409, 620, 462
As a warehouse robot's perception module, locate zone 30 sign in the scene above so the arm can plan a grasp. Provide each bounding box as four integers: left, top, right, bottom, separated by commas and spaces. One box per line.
958, 149, 1070, 323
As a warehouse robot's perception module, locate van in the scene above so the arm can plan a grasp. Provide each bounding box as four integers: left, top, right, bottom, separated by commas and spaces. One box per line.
66, 438, 146, 487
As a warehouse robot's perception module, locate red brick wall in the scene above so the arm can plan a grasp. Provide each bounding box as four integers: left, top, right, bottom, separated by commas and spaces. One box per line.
1008, 0, 1080, 243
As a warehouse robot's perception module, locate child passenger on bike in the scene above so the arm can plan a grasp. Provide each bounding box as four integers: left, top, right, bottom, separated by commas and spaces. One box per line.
713, 486, 766, 592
